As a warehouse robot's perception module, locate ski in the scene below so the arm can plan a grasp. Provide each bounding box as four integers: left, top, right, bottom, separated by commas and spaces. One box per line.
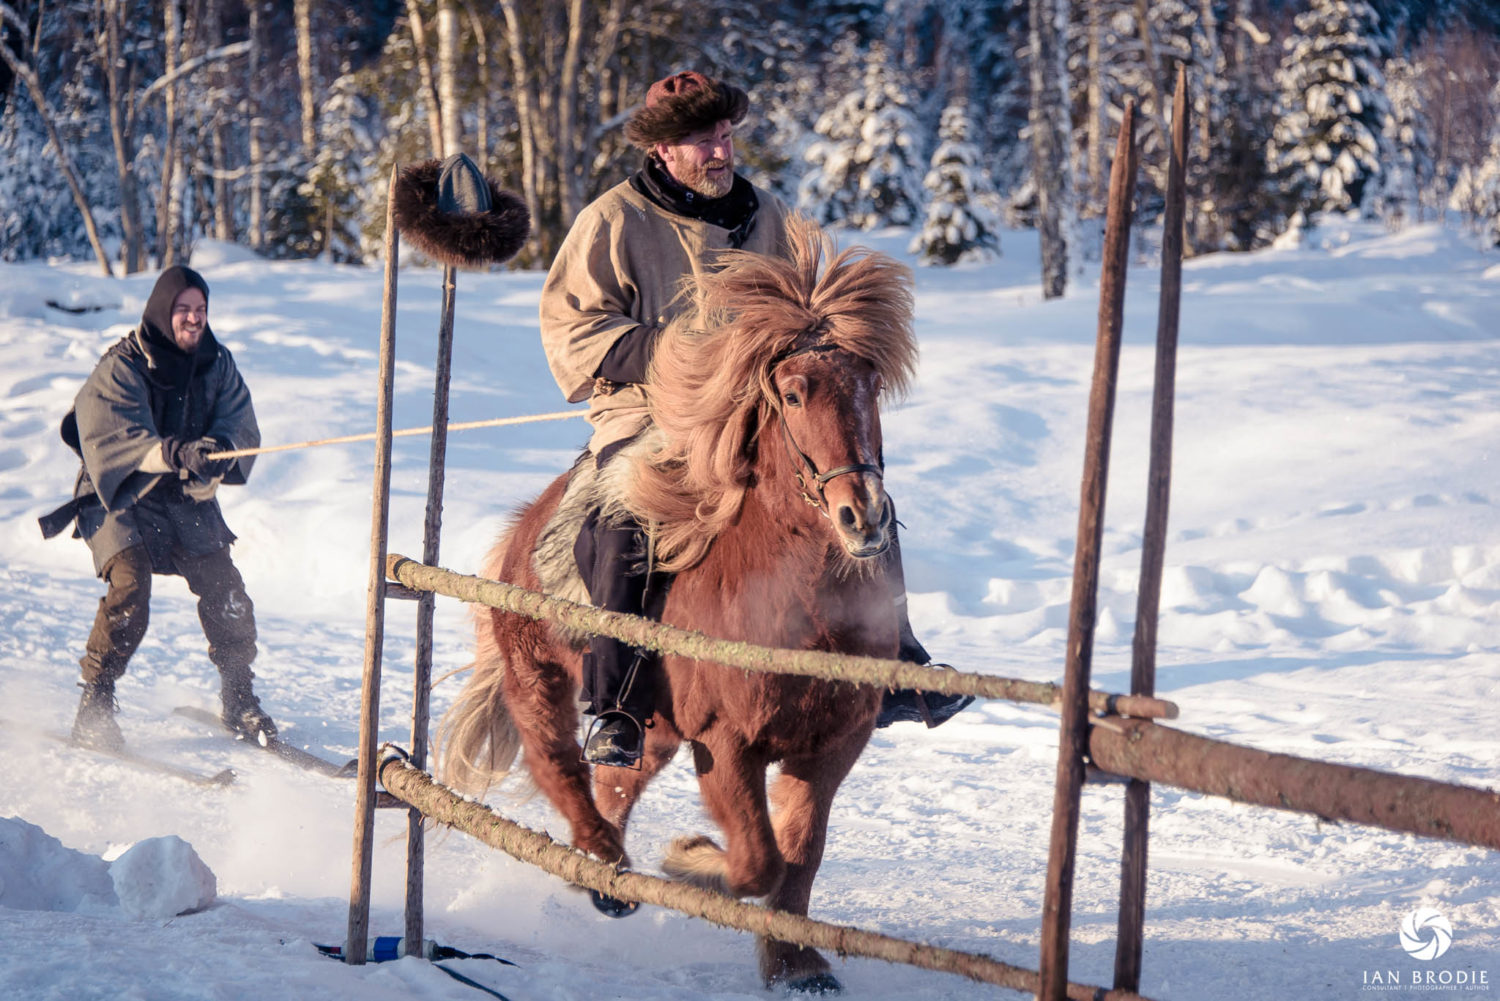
173, 705, 359, 778
1, 720, 238, 788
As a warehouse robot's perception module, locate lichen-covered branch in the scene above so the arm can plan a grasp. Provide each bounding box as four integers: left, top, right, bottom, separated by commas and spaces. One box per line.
376, 747, 1151, 1001
384, 554, 1178, 720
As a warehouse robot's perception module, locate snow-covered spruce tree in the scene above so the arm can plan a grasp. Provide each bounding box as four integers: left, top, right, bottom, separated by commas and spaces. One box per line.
298, 75, 378, 263
1267, 0, 1393, 220
910, 100, 1001, 265
1370, 56, 1434, 229
798, 43, 924, 230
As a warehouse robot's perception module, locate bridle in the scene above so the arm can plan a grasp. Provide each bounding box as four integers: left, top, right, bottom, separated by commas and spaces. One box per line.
769, 342, 885, 516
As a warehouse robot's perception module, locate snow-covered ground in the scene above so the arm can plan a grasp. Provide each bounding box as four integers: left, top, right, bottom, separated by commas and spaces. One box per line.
0, 218, 1496, 1000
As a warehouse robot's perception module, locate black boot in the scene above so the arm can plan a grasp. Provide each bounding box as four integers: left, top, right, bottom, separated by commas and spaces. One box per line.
71, 679, 124, 751
875, 604, 974, 729
220, 672, 277, 743
583, 710, 645, 768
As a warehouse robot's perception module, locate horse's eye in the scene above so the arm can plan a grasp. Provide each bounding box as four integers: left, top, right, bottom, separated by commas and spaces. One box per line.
783, 390, 802, 408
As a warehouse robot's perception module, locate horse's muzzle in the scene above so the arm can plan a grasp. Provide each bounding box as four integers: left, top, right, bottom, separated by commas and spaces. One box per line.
835, 486, 893, 559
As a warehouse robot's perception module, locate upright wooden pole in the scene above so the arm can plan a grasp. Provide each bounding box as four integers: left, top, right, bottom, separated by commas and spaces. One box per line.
346, 166, 401, 965
404, 263, 457, 953
1114, 65, 1189, 994
1039, 101, 1138, 1001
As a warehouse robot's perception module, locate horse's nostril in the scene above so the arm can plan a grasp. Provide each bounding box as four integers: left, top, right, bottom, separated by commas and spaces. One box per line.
838, 505, 857, 529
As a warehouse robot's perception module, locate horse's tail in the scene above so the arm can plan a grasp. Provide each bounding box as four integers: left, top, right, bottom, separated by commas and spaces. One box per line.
435, 541, 523, 796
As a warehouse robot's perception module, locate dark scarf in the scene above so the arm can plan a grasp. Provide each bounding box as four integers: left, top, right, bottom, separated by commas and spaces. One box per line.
132, 265, 220, 389
629, 154, 760, 248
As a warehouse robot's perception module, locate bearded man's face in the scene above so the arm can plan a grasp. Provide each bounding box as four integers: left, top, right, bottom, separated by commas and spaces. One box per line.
657, 120, 735, 198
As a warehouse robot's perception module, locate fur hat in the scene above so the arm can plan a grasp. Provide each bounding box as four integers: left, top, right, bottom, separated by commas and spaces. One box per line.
392, 155, 531, 269
623, 71, 749, 150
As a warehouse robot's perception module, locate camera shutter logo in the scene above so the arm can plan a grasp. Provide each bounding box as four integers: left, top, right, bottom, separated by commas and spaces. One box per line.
1399, 908, 1454, 961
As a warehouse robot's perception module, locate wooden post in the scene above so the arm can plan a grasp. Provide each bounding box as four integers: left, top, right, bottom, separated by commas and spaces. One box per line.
346, 166, 401, 965
1039, 100, 1137, 1001
1114, 65, 1189, 994
404, 263, 458, 953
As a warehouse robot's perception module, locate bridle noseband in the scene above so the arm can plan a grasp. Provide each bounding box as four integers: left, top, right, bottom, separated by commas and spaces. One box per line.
770, 342, 885, 516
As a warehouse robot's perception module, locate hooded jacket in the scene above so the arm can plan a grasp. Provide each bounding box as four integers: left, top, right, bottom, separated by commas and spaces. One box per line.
52, 266, 260, 576
539, 166, 790, 453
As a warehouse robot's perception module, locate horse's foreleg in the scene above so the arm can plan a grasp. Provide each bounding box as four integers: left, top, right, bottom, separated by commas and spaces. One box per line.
594, 718, 681, 835
758, 731, 871, 991
662, 738, 783, 899
501, 651, 628, 866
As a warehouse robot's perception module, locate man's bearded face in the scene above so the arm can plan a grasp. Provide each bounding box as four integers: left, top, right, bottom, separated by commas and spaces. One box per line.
658, 120, 735, 198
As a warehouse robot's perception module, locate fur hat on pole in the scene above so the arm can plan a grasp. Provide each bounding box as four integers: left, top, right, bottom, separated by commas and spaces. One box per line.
392, 153, 531, 268
623, 71, 749, 150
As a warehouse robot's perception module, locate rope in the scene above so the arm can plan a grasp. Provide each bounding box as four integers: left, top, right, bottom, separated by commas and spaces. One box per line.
376, 746, 1154, 1001
206, 409, 587, 461
385, 554, 1179, 720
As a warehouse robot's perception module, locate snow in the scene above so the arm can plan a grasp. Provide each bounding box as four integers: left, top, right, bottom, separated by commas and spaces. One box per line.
1, 216, 1498, 999
110, 836, 217, 920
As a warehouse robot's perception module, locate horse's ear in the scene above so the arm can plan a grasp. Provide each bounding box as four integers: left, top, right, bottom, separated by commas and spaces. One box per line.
392, 157, 531, 269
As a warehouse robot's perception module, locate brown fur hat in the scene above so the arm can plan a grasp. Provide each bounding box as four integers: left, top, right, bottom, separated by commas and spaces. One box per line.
392, 159, 531, 269
623, 71, 749, 150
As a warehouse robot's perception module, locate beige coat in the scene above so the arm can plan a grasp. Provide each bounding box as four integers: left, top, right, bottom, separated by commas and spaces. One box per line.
539, 178, 791, 452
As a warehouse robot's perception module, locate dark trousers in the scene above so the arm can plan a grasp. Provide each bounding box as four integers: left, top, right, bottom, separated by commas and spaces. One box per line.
572, 509, 663, 721
81, 544, 258, 686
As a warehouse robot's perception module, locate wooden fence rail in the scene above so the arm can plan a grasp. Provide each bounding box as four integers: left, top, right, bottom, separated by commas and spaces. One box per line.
1089, 716, 1500, 851
389, 550, 1500, 854
376, 745, 1155, 1001
386, 553, 1179, 719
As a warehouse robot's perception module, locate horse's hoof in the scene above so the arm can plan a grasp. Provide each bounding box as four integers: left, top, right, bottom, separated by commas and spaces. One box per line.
589, 888, 639, 918
784, 973, 843, 995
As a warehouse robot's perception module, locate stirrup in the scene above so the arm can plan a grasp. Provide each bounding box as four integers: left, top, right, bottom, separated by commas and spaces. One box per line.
582, 710, 645, 769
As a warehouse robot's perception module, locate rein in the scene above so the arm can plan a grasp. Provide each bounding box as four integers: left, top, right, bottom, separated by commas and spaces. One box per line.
769, 342, 884, 516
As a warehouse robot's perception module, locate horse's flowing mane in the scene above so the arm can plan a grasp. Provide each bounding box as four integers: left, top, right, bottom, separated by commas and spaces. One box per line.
622, 215, 917, 573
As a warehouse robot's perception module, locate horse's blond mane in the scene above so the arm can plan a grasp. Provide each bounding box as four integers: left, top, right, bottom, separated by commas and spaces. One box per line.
624, 215, 916, 573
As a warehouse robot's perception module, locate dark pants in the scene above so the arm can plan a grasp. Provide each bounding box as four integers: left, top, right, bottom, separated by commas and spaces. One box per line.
81, 544, 258, 686
573, 509, 663, 722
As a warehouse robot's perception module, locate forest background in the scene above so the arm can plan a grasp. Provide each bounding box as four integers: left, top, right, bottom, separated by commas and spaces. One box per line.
2, 0, 1499, 290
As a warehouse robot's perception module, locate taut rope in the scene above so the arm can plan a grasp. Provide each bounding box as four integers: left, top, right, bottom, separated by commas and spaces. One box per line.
207, 409, 587, 460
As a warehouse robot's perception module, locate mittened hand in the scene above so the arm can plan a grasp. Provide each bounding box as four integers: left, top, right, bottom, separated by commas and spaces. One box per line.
162, 436, 233, 481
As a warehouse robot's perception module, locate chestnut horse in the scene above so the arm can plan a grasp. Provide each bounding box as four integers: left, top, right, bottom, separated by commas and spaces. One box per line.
438, 217, 917, 992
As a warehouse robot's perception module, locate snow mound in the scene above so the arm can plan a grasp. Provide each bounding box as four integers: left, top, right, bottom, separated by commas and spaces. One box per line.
109, 835, 217, 920
0, 817, 117, 912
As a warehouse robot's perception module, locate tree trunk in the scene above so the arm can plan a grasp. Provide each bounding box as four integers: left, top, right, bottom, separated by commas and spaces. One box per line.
436, 0, 460, 157
497, 0, 543, 261
157, 0, 180, 267
1085, 2, 1104, 215
247, 1, 264, 251
0, 40, 114, 276
1132, 0, 1171, 191
294, 0, 317, 153
405, 0, 445, 157
205, 0, 232, 242
101, 0, 144, 274
462, 1, 488, 172
556, 0, 586, 225
1029, 0, 1069, 298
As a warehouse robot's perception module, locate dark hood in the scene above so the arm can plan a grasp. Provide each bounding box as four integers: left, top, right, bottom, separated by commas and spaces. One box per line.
136, 265, 219, 384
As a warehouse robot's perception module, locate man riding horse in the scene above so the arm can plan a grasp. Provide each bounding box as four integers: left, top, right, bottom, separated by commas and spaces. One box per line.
539, 70, 970, 767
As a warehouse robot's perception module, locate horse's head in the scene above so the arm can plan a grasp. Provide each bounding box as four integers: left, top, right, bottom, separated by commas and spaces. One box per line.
769, 342, 892, 559
631, 215, 916, 574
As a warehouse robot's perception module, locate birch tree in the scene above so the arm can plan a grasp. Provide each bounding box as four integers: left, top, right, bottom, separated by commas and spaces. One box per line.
1029, 0, 1070, 298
